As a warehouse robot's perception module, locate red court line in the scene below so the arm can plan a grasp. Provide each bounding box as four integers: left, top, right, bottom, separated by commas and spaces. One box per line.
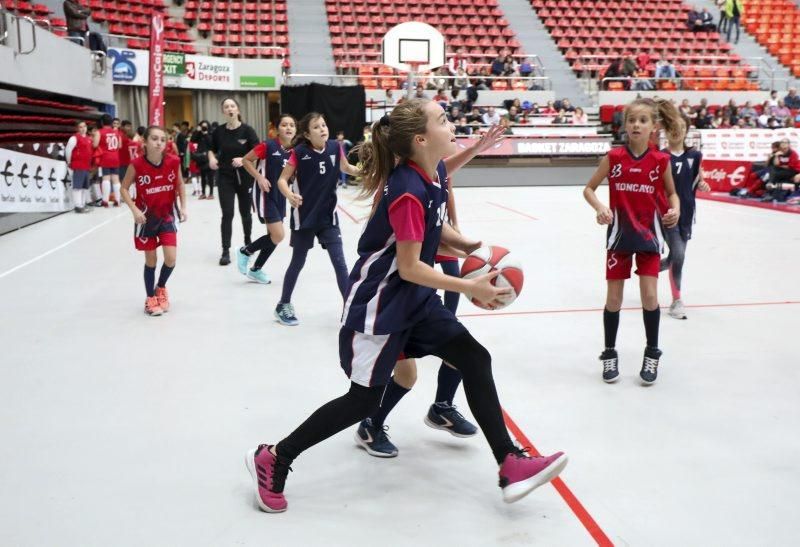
336, 204, 360, 223
698, 193, 800, 215
458, 300, 800, 318
486, 201, 539, 220
502, 409, 614, 547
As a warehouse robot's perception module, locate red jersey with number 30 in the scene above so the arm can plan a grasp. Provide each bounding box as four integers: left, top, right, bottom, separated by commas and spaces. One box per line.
133, 154, 181, 222
97, 127, 122, 168
606, 146, 670, 253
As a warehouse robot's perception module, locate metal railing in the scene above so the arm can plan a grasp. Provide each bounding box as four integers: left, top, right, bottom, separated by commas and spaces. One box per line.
285, 72, 553, 91
599, 76, 792, 92
102, 32, 287, 59
14, 14, 37, 55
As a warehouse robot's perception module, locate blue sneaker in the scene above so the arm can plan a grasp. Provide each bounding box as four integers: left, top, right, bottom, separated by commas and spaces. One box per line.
424, 403, 478, 438
274, 303, 299, 326
236, 247, 250, 275
247, 269, 271, 284
354, 418, 398, 458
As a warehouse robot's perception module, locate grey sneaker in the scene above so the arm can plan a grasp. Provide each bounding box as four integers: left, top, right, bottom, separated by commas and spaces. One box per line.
600, 349, 619, 383
668, 299, 687, 320
275, 303, 299, 326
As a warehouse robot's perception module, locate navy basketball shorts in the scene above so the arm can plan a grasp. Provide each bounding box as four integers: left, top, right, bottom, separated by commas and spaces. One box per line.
339, 300, 468, 387
263, 199, 285, 224
100, 166, 120, 177
290, 224, 342, 250
71, 170, 90, 190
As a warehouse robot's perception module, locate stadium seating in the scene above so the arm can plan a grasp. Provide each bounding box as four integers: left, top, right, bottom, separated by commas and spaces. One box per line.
0, 96, 100, 144
183, 0, 288, 58
741, 0, 800, 78
325, 0, 522, 88
531, 0, 758, 91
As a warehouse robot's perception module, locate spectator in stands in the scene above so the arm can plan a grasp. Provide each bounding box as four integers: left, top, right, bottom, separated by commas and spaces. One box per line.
632, 66, 655, 91
490, 54, 505, 77
771, 100, 792, 123
519, 58, 533, 78
432, 88, 448, 104
467, 106, 483, 124
767, 90, 779, 108
635, 49, 651, 74
784, 87, 800, 109
758, 104, 771, 128
453, 67, 469, 90
695, 107, 712, 129
733, 142, 780, 198
572, 107, 588, 125
505, 106, 520, 124
540, 101, 557, 116
765, 138, 800, 201
448, 106, 461, 124
739, 100, 757, 119
604, 57, 627, 90
552, 109, 570, 125
716, 0, 728, 34
724, 0, 743, 44
428, 67, 449, 90
384, 89, 397, 106
448, 49, 469, 76
499, 117, 514, 135
472, 67, 491, 90
483, 106, 501, 126
711, 110, 729, 128
63, 0, 92, 45
502, 53, 517, 76
740, 114, 756, 128
688, 7, 716, 32
455, 116, 473, 136
560, 99, 576, 113
414, 85, 425, 99
655, 55, 678, 80
679, 99, 695, 125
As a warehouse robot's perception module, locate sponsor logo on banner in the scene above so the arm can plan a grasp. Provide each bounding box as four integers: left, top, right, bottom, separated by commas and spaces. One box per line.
0, 148, 71, 212
109, 49, 138, 83
455, 137, 611, 156
185, 59, 233, 86
148, 14, 166, 126
702, 160, 751, 191
700, 129, 800, 162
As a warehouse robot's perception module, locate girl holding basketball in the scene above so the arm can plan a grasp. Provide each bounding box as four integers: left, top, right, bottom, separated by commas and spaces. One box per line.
583, 98, 681, 385
119, 126, 187, 316
660, 118, 709, 320
245, 100, 567, 513
236, 114, 297, 284
272, 112, 359, 326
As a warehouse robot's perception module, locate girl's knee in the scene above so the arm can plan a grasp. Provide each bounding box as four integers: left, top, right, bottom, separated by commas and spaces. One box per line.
393, 359, 417, 389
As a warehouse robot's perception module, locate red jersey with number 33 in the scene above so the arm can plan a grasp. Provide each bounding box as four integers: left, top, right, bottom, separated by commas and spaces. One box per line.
606, 146, 670, 253
133, 154, 180, 222
97, 127, 121, 168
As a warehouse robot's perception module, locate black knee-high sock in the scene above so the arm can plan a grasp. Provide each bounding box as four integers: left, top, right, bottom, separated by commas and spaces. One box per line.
603, 308, 620, 349
434, 364, 462, 406
243, 235, 270, 256
157, 264, 174, 288
370, 378, 410, 428
433, 331, 517, 464
252, 238, 277, 271
643, 307, 660, 348
275, 382, 384, 462
144, 265, 156, 297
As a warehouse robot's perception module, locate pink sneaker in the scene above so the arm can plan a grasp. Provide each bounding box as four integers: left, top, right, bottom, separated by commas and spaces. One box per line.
499, 450, 568, 503
245, 444, 290, 513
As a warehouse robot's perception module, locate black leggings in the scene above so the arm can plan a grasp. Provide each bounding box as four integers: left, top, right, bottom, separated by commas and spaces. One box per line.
200, 169, 215, 197
218, 170, 253, 250
275, 330, 516, 464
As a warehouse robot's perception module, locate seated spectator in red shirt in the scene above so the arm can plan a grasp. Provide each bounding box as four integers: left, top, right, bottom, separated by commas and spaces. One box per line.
432, 88, 448, 103
540, 101, 557, 116
766, 139, 800, 201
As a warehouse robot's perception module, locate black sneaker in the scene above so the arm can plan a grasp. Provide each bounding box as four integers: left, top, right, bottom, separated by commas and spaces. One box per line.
640, 346, 662, 385
424, 403, 478, 437
219, 249, 231, 266
600, 349, 619, 383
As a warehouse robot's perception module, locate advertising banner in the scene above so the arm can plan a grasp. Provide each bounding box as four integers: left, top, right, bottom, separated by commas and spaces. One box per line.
699, 129, 800, 162
148, 14, 165, 126
455, 136, 612, 156
109, 48, 149, 86
163, 52, 185, 76
0, 146, 71, 213
701, 160, 752, 192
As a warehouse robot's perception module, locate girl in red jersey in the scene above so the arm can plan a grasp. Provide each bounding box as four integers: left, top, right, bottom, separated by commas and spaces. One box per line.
583, 98, 681, 385
65, 120, 94, 213
93, 115, 123, 207
120, 126, 187, 317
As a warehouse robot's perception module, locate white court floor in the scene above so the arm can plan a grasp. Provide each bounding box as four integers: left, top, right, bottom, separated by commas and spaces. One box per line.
1, 183, 798, 547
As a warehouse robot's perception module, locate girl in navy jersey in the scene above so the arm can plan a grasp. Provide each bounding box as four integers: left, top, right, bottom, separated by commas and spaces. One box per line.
120, 126, 187, 317
583, 98, 681, 385
236, 114, 297, 284
245, 99, 567, 513
659, 118, 710, 320
272, 112, 360, 326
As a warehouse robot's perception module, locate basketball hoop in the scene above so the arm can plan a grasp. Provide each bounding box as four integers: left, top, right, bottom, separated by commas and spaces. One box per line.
382, 22, 445, 98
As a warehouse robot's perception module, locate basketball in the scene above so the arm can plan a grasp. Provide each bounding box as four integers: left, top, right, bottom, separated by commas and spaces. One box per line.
460, 246, 524, 310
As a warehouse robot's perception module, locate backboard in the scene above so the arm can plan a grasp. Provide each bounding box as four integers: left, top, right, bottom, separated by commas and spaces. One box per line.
382, 22, 445, 73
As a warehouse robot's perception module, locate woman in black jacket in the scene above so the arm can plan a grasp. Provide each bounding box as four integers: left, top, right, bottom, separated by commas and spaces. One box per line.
209, 98, 259, 265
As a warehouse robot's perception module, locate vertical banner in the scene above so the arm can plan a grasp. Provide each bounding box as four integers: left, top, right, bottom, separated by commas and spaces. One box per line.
148, 14, 165, 126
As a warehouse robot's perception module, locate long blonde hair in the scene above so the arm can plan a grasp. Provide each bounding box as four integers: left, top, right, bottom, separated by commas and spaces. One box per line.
624, 98, 683, 140
355, 98, 430, 198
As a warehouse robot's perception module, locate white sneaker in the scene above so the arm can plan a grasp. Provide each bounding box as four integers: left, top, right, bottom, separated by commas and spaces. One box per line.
668, 299, 687, 320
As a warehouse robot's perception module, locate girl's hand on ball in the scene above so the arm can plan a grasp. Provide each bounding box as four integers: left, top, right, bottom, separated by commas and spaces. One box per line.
595, 206, 613, 225
469, 270, 512, 309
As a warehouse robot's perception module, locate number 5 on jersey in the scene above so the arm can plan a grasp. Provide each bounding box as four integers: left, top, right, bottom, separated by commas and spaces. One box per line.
319, 161, 326, 174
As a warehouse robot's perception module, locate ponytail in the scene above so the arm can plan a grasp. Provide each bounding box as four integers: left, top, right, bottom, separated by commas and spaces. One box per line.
654, 98, 683, 141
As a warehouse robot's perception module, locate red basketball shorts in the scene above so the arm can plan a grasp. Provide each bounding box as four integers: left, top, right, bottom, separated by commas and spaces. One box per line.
606, 251, 660, 280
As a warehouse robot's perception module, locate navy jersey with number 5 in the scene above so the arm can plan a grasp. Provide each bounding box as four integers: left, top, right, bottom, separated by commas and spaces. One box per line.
341, 160, 449, 336
661, 147, 702, 240
287, 140, 343, 230
252, 139, 291, 220
606, 146, 670, 253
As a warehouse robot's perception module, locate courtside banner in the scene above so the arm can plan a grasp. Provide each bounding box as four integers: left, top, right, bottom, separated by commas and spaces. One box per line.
700, 129, 800, 162
702, 160, 751, 192
148, 14, 165, 126
0, 147, 71, 212
455, 136, 611, 156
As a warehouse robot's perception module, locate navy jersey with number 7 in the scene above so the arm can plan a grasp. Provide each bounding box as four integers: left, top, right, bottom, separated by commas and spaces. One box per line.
287, 140, 343, 230
661, 147, 702, 240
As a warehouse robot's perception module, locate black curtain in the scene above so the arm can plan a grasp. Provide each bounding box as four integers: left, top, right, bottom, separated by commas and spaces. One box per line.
280, 84, 366, 144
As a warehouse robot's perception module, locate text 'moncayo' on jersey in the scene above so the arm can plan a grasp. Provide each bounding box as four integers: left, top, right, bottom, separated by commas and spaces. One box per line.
341, 160, 449, 336
606, 146, 670, 253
